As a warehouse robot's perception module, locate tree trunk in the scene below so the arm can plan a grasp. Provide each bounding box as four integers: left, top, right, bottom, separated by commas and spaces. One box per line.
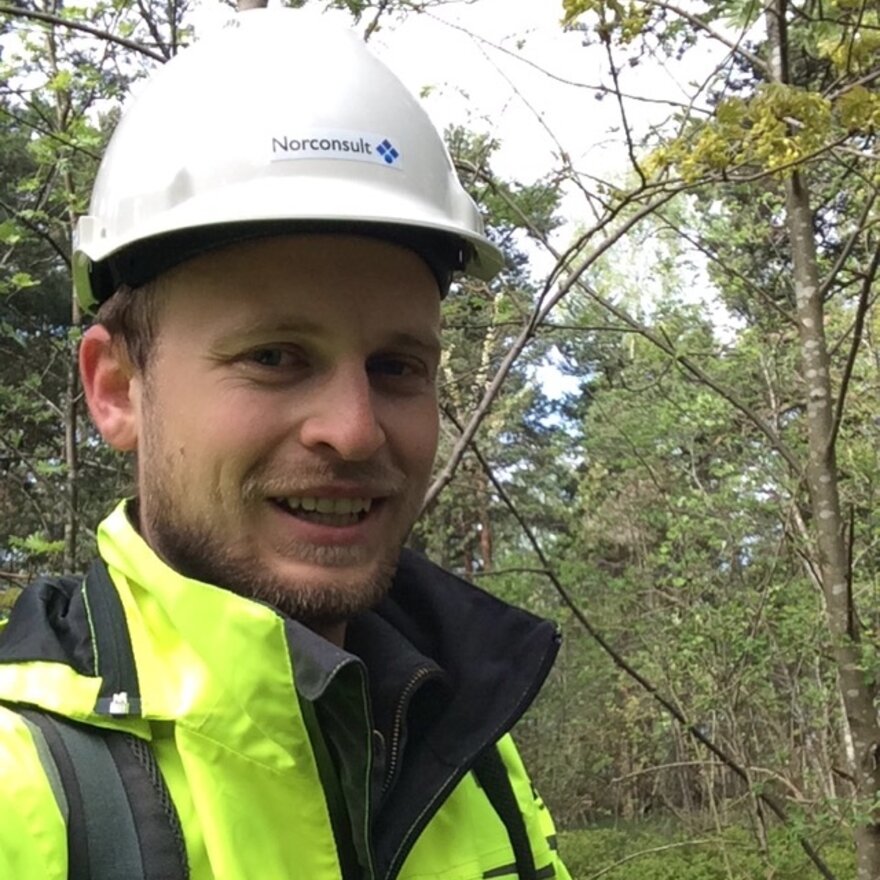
786, 164, 880, 880
63, 298, 80, 573
43, 10, 81, 573
765, 4, 880, 875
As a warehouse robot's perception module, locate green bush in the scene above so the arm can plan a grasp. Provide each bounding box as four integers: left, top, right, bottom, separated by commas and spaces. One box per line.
557, 822, 854, 880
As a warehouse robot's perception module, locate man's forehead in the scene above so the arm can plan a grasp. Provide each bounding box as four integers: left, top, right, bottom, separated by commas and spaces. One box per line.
150, 235, 442, 344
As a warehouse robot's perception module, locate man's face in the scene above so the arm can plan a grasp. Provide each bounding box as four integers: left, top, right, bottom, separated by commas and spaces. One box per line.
129, 234, 441, 628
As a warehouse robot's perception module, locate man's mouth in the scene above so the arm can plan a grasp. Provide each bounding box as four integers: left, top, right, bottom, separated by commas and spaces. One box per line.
273, 496, 375, 527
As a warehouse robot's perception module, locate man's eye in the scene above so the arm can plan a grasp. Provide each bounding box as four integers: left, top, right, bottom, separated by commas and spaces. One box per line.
368, 356, 427, 378
369, 357, 411, 377
245, 347, 300, 368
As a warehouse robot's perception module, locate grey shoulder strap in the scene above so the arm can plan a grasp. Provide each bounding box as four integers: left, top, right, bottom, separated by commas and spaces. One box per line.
9, 559, 187, 879
21, 709, 188, 880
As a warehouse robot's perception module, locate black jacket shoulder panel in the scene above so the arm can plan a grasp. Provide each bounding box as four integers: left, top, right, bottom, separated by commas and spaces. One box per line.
0, 574, 96, 676
365, 548, 562, 877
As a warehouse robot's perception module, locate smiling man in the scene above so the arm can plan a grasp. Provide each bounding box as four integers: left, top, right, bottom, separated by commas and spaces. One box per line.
89, 235, 442, 644
0, 9, 569, 880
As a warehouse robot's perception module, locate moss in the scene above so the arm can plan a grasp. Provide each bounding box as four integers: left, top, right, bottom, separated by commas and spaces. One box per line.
557, 822, 853, 879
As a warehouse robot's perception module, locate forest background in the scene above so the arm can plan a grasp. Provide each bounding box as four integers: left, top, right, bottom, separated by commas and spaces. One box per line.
1, 0, 878, 877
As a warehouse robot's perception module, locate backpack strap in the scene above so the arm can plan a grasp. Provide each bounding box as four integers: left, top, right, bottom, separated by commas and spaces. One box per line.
20, 709, 189, 880
473, 745, 538, 880
7, 559, 187, 879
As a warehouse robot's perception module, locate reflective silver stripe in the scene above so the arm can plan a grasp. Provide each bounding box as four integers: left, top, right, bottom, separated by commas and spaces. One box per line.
20, 715, 69, 825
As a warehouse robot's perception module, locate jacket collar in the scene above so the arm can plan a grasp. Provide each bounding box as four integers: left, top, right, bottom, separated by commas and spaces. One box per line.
0, 501, 562, 879
0, 502, 560, 787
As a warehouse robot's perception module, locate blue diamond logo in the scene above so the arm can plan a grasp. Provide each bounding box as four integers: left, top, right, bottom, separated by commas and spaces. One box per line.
376, 138, 400, 165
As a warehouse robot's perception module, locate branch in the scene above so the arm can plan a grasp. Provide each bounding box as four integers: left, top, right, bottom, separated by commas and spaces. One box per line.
541, 322, 642, 334
423, 181, 683, 509
579, 280, 803, 472
611, 760, 724, 783
0, 104, 101, 162
447, 411, 837, 880
471, 567, 553, 579
603, 38, 646, 187
643, 0, 772, 79
136, 0, 172, 60
430, 141, 813, 499
467, 30, 571, 168
830, 231, 880, 448
0, 196, 71, 268
363, 0, 392, 41
818, 188, 878, 299
423, 8, 710, 113
0, 4, 165, 62
827, 65, 880, 99
586, 839, 717, 880
656, 210, 797, 328
464, 165, 803, 474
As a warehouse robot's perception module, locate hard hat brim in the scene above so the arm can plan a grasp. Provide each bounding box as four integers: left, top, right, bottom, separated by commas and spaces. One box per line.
76, 175, 504, 307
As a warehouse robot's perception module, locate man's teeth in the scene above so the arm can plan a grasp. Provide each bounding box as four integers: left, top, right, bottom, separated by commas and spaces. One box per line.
284, 497, 373, 515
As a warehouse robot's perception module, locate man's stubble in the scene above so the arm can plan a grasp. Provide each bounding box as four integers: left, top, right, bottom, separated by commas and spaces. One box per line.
135, 384, 421, 629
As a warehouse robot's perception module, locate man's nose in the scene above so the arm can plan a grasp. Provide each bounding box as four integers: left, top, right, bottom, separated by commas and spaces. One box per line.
298, 366, 386, 460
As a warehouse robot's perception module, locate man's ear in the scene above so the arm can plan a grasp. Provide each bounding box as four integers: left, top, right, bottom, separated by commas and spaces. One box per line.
79, 324, 141, 451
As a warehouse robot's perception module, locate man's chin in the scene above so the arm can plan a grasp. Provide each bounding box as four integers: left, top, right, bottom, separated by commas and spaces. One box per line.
143, 509, 399, 624
235, 558, 397, 625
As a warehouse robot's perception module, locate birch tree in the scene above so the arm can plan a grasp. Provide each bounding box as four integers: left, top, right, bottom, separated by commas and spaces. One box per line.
559, 0, 880, 873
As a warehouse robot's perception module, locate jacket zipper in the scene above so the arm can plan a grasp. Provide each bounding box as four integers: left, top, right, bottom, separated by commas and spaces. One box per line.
382, 628, 561, 880
381, 666, 437, 797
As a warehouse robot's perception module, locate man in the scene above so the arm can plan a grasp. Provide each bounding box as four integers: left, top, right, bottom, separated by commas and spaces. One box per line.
0, 9, 569, 879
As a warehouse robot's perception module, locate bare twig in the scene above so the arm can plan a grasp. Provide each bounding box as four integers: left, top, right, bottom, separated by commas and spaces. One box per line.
830, 235, 880, 448
585, 839, 717, 880
421, 8, 712, 113
444, 411, 837, 880
603, 39, 646, 187
0, 4, 165, 62
643, 0, 771, 78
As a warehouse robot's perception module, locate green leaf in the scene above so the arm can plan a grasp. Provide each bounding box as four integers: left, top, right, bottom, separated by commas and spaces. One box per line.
0, 220, 22, 245
9, 272, 39, 291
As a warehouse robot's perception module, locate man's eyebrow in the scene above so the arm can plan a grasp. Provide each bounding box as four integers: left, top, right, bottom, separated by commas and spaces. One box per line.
209, 322, 441, 356
211, 318, 325, 346
382, 330, 442, 358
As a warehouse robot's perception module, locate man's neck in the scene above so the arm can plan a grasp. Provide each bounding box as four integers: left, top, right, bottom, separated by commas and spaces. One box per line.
309, 621, 347, 648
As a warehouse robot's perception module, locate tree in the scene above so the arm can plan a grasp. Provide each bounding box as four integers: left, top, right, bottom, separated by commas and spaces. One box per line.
2, 1, 878, 874
554, 0, 879, 873
0, 2, 198, 583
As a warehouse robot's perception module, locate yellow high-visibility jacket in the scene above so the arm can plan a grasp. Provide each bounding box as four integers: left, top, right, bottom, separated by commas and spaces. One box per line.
0, 503, 570, 880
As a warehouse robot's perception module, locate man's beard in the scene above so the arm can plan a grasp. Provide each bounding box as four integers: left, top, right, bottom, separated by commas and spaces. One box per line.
136, 458, 416, 631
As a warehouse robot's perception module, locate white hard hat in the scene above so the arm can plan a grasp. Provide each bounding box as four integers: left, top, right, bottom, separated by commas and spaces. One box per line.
72, 8, 504, 310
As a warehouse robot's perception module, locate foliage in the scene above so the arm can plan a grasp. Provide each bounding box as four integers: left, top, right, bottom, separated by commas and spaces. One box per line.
3, 0, 880, 874
413, 126, 566, 575
0, 0, 177, 576
559, 822, 854, 879
555, 1, 880, 874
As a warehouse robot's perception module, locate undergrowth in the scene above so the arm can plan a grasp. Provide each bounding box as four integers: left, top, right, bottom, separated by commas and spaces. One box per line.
557, 822, 854, 879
